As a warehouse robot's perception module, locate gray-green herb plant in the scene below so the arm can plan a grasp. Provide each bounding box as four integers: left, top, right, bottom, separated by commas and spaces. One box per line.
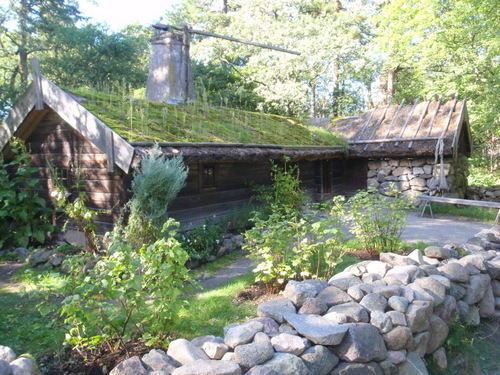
126, 143, 188, 248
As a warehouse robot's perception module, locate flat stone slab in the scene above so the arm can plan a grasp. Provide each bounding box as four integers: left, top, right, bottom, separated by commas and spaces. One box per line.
257, 298, 296, 324
283, 313, 348, 346
171, 359, 242, 375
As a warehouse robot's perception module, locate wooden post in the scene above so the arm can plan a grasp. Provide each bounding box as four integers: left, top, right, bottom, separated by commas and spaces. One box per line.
106, 128, 115, 173
31, 57, 44, 110
181, 25, 190, 102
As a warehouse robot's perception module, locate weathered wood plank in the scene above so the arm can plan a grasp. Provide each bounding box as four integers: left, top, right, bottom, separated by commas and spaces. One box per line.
420, 195, 500, 209
31, 57, 44, 110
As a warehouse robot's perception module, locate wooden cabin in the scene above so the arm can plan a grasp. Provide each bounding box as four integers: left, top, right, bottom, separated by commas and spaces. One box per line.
1, 72, 345, 232
332, 97, 472, 199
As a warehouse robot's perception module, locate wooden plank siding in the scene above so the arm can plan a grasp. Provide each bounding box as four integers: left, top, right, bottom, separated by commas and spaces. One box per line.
22, 109, 129, 232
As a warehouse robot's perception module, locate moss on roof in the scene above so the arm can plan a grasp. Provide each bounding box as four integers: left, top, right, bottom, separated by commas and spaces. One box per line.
67, 88, 346, 147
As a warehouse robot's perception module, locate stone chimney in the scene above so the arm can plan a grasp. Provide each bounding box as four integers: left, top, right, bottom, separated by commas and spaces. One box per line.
146, 31, 196, 103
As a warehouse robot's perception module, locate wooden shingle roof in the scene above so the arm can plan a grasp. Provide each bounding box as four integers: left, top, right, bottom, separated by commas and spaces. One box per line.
333, 97, 472, 158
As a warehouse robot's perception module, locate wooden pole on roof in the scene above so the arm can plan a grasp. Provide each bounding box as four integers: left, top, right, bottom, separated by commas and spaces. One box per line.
425, 96, 443, 137
381, 98, 405, 146
356, 103, 380, 141
364, 98, 392, 150
31, 57, 44, 110
152, 23, 301, 55
408, 99, 431, 148
395, 98, 419, 146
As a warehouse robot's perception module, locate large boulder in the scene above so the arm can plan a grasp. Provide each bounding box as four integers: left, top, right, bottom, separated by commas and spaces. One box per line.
284, 313, 348, 346
425, 315, 449, 354
171, 360, 242, 375
0, 347, 15, 363
324, 302, 369, 323
270, 333, 310, 356
224, 321, 264, 348
463, 274, 491, 305
410, 277, 446, 307
437, 262, 469, 283
316, 286, 353, 307
10, 357, 37, 375
283, 280, 328, 307
383, 326, 413, 351
406, 301, 433, 333
424, 246, 452, 260
360, 293, 388, 312
379, 253, 419, 267
257, 299, 296, 324
167, 339, 210, 365
142, 349, 178, 372
262, 353, 311, 375
332, 323, 387, 363
298, 297, 328, 315
478, 285, 496, 318
300, 345, 338, 375
0, 360, 11, 375
397, 351, 428, 375
234, 341, 274, 369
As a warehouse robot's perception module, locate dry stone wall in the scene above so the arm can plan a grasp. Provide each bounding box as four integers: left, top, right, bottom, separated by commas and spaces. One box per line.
467, 185, 500, 203
107, 226, 500, 375
367, 155, 469, 199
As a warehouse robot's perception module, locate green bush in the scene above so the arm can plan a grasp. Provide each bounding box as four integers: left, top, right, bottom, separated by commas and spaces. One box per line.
244, 198, 347, 290
180, 219, 225, 262
251, 157, 306, 219
346, 185, 412, 258
0, 138, 56, 249
126, 143, 188, 248
52, 219, 193, 351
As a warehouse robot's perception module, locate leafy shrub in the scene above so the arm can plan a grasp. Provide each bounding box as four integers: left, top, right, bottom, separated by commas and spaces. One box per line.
244, 198, 347, 290
126, 143, 188, 248
220, 202, 257, 233
251, 157, 306, 219
48, 159, 101, 254
180, 219, 225, 262
53, 219, 193, 351
0, 138, 56, 248
346, 185, 412, 258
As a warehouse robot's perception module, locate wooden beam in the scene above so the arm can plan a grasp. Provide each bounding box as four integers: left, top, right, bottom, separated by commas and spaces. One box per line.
408, 100, 431, 148
356, 103, 380, 141
105, 128, 115, 173
0, 82, 37, 151
425, 96, 442, 137
395, 98, 419, 146
440, 96, 458, 138
153, 24, 301, 55
381, 98, 405, 147
452, 97, 467, 159
181, 25, 190, 102
31, 57, 44, 110
350, 136, 441, 145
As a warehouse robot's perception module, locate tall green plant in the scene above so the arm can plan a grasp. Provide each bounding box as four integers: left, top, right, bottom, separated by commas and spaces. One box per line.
0, 138, 56, 248
251, 157, 306, 219
126, 143, 188, 248
346, 185, 413, 258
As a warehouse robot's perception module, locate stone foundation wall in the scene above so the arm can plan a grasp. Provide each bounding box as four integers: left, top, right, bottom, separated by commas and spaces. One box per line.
105, 227, 500, 375
466, 185, 500, 203
367, 155, 469, 199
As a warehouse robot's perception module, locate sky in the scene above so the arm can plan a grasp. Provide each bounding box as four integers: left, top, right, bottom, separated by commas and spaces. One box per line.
78, 0, 181, 31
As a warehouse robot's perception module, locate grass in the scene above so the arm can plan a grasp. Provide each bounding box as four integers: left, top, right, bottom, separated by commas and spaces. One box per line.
427, 319, 500, 375
67, 87, 347, 147
428, 202, 498, 223
190, 250, 246, 278
172, 272, 257, 340
0, 288, 66, 360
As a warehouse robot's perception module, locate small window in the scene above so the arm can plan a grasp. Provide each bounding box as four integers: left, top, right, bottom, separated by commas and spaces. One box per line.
55, 168, 70, 188
203, 166, 216, 188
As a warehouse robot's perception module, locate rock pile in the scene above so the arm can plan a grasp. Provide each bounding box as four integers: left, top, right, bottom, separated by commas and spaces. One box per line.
467, 185, 500, 203
0, 345, 37, 375
109, 226, 500, 375
367, 156, 469, 199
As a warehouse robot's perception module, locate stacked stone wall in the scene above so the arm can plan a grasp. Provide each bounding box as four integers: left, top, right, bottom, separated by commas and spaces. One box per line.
367, 155, 469, 199
101, 227, 500, 375
466, 185, 500, 203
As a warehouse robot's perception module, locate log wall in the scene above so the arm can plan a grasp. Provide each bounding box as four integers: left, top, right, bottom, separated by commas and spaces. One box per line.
24, 110, 129, 232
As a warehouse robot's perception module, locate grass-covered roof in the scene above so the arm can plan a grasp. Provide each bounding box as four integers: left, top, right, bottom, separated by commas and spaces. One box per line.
67, 88, 345, 147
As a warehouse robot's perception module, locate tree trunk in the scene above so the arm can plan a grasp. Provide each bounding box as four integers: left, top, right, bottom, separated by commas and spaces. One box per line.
222, 0, 228, 13
19, 0, 29, 84
331, 59, 340, 117
386, 70, 395, 98
310, 83, 316, 118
